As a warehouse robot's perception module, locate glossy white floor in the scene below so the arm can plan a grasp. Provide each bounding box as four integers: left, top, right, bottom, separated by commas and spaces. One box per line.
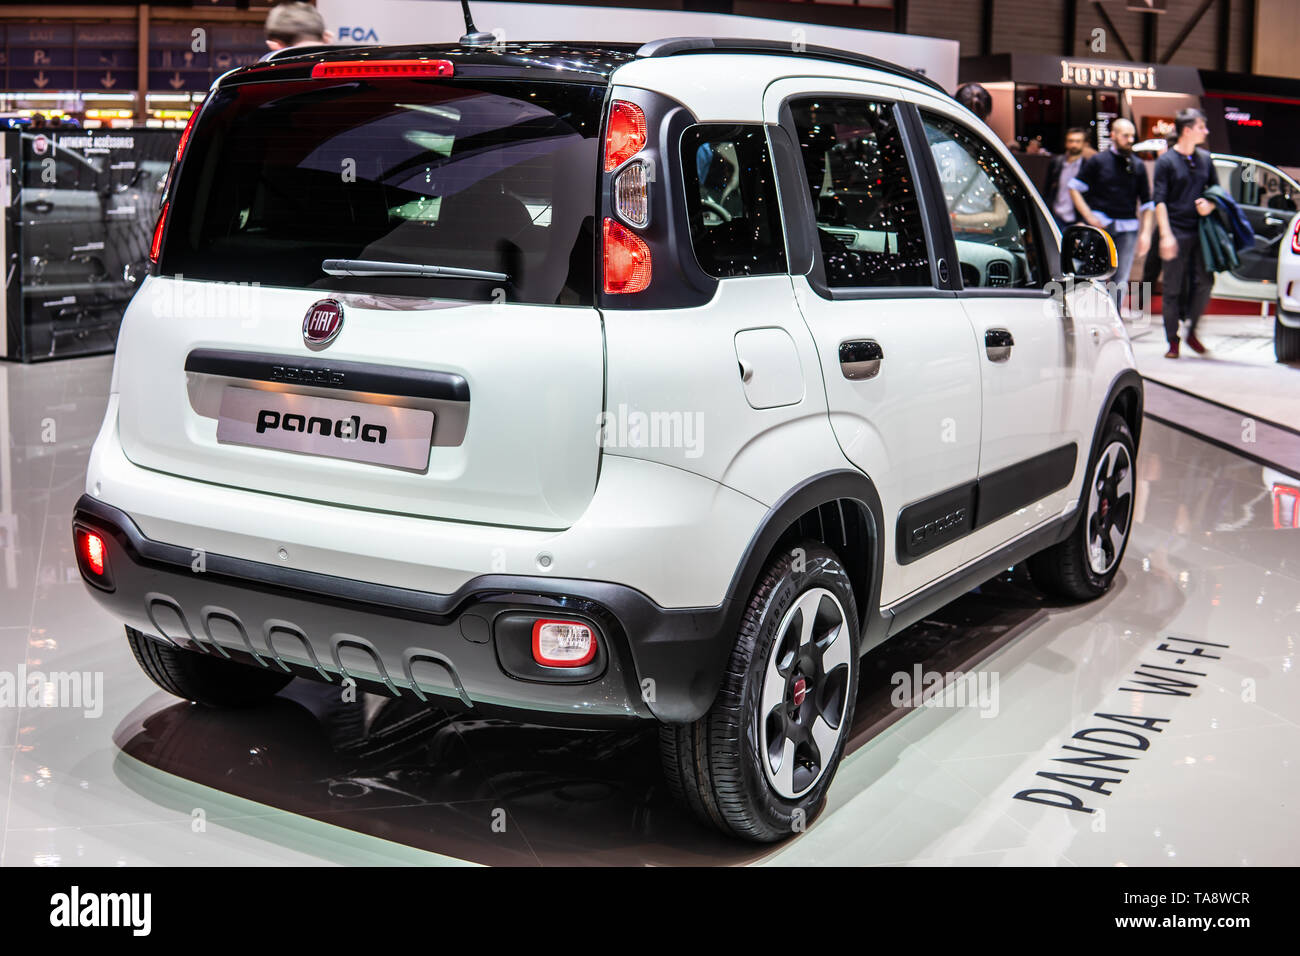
1131, 310, 1298, 426
1, 355, 1297, 866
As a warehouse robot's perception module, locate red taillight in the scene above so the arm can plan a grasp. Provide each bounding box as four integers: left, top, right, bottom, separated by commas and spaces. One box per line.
603, 217, 652, 294
1291, 217, 1300, 256
532, 620, 597, 668
149, 201, 169, 264
175, 97, 205, 163
604, 100, 646, 172
78, 530, 106, 577
311, 59, 454, 79
74, 526, 113, 590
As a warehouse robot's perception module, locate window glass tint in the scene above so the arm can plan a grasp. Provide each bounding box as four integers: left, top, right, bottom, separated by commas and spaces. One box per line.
921, 112, 1048, 289
163, 78, 604, 305
788, 98, 930, 288
680, 124, 787, 278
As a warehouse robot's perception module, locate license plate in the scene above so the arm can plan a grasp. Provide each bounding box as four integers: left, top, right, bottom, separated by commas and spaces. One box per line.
216, 387, 434, 472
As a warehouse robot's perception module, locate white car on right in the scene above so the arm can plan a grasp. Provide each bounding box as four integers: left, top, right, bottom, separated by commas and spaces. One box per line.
1277, 210, 1300, 362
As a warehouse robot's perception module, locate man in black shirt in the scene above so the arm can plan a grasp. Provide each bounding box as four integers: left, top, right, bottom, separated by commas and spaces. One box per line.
1147, 108, 1216, 358
1069, 118, 1152, 315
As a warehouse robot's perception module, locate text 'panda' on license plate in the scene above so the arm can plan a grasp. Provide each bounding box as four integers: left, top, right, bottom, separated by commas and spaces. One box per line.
215, 387, 435, 472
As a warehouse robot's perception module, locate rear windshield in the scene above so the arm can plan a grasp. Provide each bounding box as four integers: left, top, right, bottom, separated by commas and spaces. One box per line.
161, 77, 603, 305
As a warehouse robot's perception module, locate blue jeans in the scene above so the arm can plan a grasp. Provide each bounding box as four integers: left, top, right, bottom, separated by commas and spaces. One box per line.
1108, 229, 1138, 313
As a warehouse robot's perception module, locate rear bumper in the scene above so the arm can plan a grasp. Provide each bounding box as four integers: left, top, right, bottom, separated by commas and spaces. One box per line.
74, 495, 736, 724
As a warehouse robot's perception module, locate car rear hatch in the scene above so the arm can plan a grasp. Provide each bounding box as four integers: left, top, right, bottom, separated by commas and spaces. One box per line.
118, 57, 607, 529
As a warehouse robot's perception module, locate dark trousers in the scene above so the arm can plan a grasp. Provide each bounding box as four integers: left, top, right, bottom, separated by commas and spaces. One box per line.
1161, 232, 1213, 343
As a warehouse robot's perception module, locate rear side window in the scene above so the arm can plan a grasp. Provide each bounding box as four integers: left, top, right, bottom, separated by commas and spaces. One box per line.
162, 78, 604, 305
680, 124, 787, 278
788, 97, 931, 288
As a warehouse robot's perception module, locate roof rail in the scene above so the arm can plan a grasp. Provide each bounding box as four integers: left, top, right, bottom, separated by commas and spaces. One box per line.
635, 37, 947, 96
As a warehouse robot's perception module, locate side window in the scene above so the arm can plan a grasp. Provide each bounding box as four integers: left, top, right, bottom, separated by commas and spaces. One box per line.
788, 97, 931, 288
1237, 161, 1300, 212
680, 124, 787, 278
921, 111, 1049, 290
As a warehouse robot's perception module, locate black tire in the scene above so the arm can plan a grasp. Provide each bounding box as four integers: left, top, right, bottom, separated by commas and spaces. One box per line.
126, 626, 292, 707
1029, 413, 1136, 601
1276, 314, 1300, 363
659, 543, 860, 842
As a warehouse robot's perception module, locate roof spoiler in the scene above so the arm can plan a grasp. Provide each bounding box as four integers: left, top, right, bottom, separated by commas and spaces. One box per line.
262, 43, 380, 62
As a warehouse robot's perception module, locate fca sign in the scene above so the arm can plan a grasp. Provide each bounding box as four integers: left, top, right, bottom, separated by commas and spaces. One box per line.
338, 26, 380, 42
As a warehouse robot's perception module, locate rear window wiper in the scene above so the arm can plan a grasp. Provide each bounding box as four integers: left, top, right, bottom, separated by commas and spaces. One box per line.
322, 259, 509, 282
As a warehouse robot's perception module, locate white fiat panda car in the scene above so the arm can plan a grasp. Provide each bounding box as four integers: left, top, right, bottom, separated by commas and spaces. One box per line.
1276, 211, 1300, 361
74, 37, 1141, 842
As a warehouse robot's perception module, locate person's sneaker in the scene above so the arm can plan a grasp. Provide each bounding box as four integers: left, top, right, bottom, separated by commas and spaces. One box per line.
1186, 333, 1208, 355
1164, 339, 1180, 359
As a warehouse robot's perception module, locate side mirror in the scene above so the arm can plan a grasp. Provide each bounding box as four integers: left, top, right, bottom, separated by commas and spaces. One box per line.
1060, 223, 1116, 281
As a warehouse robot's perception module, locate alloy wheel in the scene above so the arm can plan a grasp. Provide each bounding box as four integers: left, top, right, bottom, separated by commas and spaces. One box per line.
1085, 440, 1134, 575
758, 587, 852, 799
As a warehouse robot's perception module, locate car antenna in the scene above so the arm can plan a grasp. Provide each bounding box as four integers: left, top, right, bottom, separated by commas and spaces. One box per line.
458, 0, 496, 46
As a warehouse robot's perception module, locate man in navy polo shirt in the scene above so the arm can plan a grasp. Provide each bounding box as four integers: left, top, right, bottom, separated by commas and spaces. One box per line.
1069, 118, 1152, 317
1145, 108, 1216, 358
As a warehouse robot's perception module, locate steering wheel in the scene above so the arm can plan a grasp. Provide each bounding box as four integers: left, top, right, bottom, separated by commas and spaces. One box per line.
703, 197, 732, 222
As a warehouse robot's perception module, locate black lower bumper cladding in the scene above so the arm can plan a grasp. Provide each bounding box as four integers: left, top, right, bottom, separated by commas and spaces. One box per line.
71, 495, 732, 724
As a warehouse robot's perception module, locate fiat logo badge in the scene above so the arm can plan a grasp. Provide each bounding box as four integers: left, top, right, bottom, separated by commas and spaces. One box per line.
302, 299, 344, 348
792, 677, 808, 708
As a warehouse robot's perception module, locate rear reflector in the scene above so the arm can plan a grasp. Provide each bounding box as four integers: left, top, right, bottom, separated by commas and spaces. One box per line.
312, 59, 454, 79
149, 201, 169, 264
614, 161, 649, 227
532, 620, 597, 667
603, 217, 651, 294
604, 100, 646, 172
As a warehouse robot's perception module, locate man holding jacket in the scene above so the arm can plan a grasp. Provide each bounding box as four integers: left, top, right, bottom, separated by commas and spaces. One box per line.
1069, 118, 1152, 316
1142, 109, 1216, 359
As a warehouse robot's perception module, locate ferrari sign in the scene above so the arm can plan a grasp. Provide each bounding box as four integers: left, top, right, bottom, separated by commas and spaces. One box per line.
1060, 59, 1159, 90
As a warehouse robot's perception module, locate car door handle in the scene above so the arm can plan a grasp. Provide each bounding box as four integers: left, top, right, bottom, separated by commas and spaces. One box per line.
985, 328, 1014, 362
839, 339, 883, 380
